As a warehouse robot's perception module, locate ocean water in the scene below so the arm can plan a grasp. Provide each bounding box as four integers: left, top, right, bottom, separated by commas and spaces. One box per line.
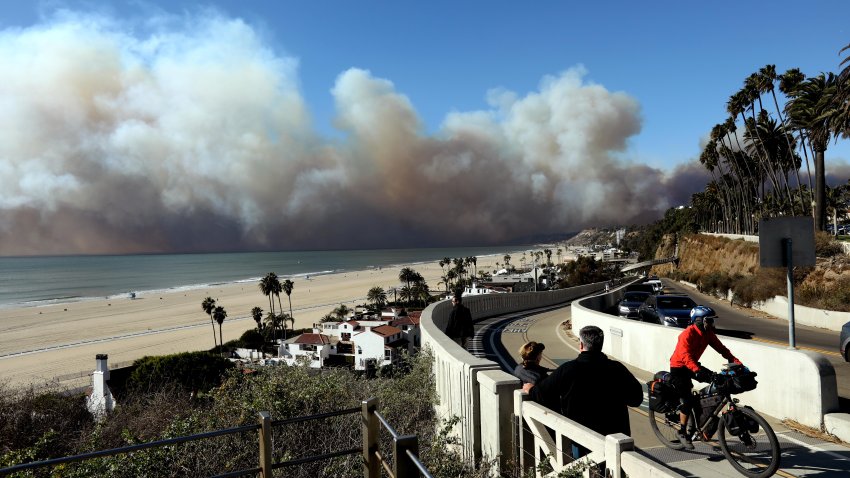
0, 246, 524, 309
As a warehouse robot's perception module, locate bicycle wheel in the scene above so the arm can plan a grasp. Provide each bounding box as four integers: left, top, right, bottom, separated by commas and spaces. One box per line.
718, 407, 781, 478
648, 409, 686, 450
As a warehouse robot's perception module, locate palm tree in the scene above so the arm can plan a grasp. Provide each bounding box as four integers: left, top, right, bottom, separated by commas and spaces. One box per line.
264, 312, 280, 340
556, 248, 563, 264
333, 304, 351, 321
467, 256, 477, 278
278, 312, 290, 340
213, 306, 227, 357
399, 267, 415, 295
785, 73, 839, 230
503, 254, 511, 268
259, 273, 278, 317
251, 306, 263, 332
281, 279, 294, 337
367, 286, 387, 310
201, 297, 217, 349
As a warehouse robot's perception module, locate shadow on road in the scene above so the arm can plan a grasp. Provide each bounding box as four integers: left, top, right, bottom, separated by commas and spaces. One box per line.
714, 328, 754, 340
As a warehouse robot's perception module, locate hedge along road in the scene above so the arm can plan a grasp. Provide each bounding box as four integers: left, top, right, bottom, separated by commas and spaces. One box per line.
486, 303, 850, 478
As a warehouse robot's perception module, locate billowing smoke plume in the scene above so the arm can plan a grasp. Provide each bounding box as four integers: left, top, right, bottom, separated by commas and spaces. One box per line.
0, 10, 707, 255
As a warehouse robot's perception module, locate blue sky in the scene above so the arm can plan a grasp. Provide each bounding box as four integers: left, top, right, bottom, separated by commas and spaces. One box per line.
5, 0, 848, 169
0, 1, 849, 254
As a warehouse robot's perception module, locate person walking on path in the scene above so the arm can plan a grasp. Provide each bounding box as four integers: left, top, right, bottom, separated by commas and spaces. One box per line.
445, 290, 474, 348
669, 306, 742, 448
523, 325, 643, 447
513, 341, 549, 384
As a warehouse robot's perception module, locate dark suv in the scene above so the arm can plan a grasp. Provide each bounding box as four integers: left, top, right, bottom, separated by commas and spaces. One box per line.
841, 321, 850, 362
638, 294, 697, 327
617, 291, 651, 319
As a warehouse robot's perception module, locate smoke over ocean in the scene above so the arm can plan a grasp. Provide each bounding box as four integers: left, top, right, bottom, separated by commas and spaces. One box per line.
0, 10, 710, 255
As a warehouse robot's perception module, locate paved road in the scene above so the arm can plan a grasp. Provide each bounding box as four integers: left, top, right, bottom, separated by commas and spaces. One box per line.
471, 302, 850, 477
653, 280, 850, 411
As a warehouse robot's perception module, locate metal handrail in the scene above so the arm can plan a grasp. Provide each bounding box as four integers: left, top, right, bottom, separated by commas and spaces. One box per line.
405, 449, 434, 478
0, 423, 260, 475
375, 410, 400, 437
1, 398, 433, 478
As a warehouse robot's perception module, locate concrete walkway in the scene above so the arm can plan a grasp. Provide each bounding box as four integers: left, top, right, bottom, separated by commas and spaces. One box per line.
500, 304, 850, 477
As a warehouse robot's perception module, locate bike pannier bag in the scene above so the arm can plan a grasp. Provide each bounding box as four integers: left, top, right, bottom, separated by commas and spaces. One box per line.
725, 370, 758, 394
647, 379, 675, 413
723, 407, 759, 436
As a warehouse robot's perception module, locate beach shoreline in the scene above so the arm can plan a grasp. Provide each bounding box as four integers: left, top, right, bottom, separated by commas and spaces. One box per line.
0, 252, 522, 389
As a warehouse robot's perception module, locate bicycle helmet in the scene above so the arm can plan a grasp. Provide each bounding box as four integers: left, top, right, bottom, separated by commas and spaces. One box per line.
690, 305, 717, 331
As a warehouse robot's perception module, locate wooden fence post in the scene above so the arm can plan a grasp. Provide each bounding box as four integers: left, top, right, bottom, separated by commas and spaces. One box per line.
393, 435, 419, 478
362, 398, 379, 478
258, 411, 273, 478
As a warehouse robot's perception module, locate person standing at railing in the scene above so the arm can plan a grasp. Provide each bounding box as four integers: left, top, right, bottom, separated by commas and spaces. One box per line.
522, 325, 643, 457
445, 290, 474, 348
513, 341, 549, 384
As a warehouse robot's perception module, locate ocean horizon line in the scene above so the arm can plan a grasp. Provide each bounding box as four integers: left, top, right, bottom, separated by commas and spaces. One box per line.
0, 246, 539, 309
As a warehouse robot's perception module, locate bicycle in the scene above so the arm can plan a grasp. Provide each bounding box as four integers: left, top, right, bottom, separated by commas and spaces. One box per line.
647, 365, 781, 478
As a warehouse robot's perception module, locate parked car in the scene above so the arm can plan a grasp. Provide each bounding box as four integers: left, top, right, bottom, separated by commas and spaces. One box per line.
625, 283, 656, 295
841, 321, 850, 362
644, 279, 663, 294
638, 294, 698, 327
617, 291, 651, 319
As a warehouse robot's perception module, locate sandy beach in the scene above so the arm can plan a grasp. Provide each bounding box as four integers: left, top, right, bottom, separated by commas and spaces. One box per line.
0, 254, 507, 389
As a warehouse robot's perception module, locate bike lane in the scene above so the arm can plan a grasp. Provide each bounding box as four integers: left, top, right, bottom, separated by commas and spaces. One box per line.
498, 304, 850, 477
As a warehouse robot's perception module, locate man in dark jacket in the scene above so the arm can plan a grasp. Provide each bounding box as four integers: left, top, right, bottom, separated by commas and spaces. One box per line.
445, 291, 474, 348
522, 325, 643, 440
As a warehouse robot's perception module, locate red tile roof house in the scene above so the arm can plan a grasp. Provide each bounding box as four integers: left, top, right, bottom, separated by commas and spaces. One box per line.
353, 325, 408, 371
280, 333, 335, 368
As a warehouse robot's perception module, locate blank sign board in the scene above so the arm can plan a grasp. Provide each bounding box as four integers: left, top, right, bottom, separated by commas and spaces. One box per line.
759, 217, 815, 267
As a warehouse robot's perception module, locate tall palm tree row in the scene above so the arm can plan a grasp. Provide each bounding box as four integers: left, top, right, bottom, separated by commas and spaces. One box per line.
691, 47, 850, 233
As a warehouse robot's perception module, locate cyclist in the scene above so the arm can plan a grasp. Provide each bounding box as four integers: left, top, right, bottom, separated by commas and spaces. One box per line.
669, 305, 742, 448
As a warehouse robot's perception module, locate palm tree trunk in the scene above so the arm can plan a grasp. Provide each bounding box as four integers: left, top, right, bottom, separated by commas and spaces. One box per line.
815, 149, 826, 230
218, 324, 224, 358
209, 314, 217, 348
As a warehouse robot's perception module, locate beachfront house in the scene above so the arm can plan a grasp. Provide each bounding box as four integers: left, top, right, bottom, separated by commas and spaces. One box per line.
280, 314, 419, 370
390, 312, 421, 351
279, 333, 334, 368
353, 324, 407, 371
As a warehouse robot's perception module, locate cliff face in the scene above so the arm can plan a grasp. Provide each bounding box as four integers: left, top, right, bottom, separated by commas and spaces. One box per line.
652, 234, 759, 278
650, 233, 850, 311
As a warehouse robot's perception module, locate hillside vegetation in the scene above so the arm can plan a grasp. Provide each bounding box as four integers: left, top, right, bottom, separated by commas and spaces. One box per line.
650, 233, 850, 312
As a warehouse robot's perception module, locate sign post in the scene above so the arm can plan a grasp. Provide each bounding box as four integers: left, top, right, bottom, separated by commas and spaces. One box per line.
759, 217, 815, 349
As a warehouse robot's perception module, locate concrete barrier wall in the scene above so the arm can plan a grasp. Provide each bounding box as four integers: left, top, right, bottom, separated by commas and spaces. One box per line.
677, 280, 849, 333
421, 283, 605, 463
572, 295, 839, 428
752, 295, 850, 332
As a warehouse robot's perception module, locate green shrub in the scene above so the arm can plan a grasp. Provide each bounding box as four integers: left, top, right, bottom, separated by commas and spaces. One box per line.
126, 351, 234, 394
815, 231, 844, 257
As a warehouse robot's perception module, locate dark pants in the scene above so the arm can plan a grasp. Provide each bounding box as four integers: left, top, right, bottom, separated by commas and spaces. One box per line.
670, 367, 696, 414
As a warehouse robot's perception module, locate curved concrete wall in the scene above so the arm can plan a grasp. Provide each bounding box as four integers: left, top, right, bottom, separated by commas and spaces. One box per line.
421, 283, 605, 462
572, 294, 839, 428
752, 295, 850, 332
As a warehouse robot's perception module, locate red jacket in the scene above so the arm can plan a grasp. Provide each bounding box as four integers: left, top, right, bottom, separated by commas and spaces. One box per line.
670, 324, 739, 372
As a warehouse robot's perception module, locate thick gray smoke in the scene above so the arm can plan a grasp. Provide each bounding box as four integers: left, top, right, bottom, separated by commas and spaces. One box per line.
0, 11, 706, 255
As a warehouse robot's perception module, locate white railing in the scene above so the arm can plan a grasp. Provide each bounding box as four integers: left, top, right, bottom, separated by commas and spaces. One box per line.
420, 283, 685, 477
514, 392, 681, 478
421, 281, 842, 476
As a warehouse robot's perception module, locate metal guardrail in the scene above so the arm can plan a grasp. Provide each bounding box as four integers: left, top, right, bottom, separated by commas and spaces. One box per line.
620, 256, 677, 273
0, 397, 431, 478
